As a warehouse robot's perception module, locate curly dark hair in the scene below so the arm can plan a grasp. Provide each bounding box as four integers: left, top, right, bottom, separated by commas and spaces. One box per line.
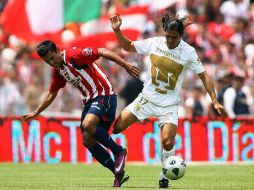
161, 13, 192, 35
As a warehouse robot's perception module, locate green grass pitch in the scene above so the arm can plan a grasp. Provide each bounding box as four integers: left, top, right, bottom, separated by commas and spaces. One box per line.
0, 163, 253, 190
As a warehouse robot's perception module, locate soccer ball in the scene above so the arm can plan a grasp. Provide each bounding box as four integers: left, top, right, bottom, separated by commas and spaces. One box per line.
162, 156, 186, 180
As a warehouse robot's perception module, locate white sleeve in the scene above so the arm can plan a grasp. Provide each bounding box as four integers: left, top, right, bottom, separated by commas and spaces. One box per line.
223, 88, 236, 118
242, 86, 253, 106
188, 50, 206, 74
133, 38, 154, 55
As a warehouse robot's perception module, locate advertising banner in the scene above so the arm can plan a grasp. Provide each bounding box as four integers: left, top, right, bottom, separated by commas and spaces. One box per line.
0, 117, 253, 163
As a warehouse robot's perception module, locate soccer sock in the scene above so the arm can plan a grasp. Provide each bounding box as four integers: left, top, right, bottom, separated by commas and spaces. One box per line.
159, 171, 168, 180
161, 147, 176, 163
88, 143, 115, 174
160, 147, 176, 180
93, 127, 123, 154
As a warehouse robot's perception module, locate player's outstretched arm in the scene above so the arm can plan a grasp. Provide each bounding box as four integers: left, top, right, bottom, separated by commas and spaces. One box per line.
198, 71, 228, 118
110, 14, 137, 52
98, 48, 140, 78
22, 91, 58, 122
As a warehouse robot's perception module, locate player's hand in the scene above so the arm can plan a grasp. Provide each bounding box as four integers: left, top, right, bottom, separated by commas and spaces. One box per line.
110, 13, 122, 31
22, 112, 38, 122
125, 64, 140, 78
213, 101, 228, 118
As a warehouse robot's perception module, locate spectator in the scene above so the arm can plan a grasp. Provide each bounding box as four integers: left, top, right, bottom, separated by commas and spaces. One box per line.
220, 0, 249, 27
0, 70, 8, 115
185, 85, 206, 118
207, 70, 232, 117
0, 69, 24, 116
223, 74, 250, 118
119, 76, 143, 107
23, 76, 43, 112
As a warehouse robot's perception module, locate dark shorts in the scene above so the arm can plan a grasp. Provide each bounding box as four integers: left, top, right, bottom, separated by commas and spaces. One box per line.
80, 95, 117, 132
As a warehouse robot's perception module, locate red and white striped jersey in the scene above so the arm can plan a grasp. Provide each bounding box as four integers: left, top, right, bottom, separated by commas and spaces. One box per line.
49, 47, 115, 104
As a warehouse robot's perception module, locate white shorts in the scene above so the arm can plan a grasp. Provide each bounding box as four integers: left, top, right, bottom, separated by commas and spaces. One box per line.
125, 93, 178, 127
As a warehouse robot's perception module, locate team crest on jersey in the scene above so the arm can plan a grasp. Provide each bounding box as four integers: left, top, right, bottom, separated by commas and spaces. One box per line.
82, 48, 92, 56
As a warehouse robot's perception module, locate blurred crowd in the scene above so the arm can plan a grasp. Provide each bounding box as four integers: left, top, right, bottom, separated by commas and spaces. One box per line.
0, 0, 254, 119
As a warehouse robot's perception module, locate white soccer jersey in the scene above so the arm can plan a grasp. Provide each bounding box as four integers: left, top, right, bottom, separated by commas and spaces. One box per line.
134, 37, 205, 106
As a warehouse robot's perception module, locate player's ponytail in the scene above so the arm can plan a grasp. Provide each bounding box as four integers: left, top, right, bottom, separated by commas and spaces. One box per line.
161, 13, 192, 35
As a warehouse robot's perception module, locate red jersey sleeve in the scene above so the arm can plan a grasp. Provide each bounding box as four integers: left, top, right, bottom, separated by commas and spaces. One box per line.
66, 47, 101, 66
49, 69, 66, 92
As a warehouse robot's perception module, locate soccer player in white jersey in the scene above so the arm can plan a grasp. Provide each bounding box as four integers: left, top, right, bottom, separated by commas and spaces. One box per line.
110, 13, 228, 188
22, 40, 140, 187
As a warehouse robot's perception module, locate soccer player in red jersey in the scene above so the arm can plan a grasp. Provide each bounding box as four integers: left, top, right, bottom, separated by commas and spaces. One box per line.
22, 40, 140, 187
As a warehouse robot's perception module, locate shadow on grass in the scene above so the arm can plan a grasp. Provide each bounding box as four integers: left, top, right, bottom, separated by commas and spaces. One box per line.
123, 186, 156, 189
82, 185, 156, 189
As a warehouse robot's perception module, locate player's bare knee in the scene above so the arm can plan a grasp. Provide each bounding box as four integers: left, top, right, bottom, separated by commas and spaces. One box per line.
112, 123, 127, 134
112, 124, 121, 134
112, 120, 121, 134
82, 119, 96, 134
162, 140, 174, 151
